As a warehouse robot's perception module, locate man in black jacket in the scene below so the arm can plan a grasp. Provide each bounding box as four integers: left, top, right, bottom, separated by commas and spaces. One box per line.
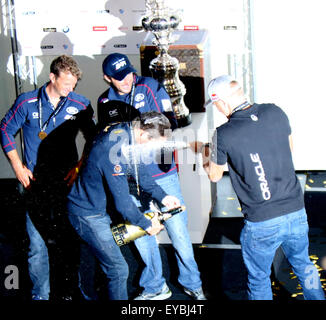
192, 75, 325, 300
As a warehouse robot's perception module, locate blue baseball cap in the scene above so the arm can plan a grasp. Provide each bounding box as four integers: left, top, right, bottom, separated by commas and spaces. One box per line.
102, 53, 136, 81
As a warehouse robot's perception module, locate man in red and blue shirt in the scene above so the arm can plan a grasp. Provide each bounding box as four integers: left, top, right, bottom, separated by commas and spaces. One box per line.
0, 55, 96, 300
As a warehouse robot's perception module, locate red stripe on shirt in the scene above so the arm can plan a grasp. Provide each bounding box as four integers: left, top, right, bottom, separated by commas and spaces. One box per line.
1, 97, 37, 130
1, 96, 37, 150
67, 97, 87, 110
151, 166, 177, 178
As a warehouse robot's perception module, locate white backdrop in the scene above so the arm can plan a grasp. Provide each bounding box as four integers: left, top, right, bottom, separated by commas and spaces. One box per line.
251, 0, 326, 170
14, 0, 248, 74
14, 0, 147, 56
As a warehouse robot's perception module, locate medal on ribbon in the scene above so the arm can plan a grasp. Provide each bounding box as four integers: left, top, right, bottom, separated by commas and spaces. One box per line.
38, 131, 47, 140
37, 87, 67, 140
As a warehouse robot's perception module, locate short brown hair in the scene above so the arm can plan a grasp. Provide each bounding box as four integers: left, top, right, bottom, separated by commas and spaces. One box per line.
133, 111, 171, 139
50, 55, 82, 80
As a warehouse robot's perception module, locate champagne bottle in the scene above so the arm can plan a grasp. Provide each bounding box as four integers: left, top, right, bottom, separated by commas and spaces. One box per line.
111, 205, 185, 246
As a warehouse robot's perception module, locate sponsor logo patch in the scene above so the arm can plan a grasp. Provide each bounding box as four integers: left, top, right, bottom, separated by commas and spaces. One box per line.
135, 102, 145, 109
101, 98, 109, 104
64, 115, 76, 120
250, 153, 271, 200
135, 93, 145, 102
114, 59, 127, 70
109, 109, 119, 117
112, 164, 124, 176
66, 107, 79, 115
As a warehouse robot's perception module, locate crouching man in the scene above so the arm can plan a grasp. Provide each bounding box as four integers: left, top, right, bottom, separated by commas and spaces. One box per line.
67, 111, 180, 300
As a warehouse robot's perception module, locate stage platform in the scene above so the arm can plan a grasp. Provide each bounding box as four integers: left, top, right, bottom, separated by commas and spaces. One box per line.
0, 177, 325, 301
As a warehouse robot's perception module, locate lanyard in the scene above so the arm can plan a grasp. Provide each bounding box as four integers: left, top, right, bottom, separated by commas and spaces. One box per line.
231, 101, 251, 115
107, 77, 138, 191
109, 76, 138, 194
129, 79, 136, 106
131, 84, 136, 105
128, 80, 139, 194
38, 87, 67, 133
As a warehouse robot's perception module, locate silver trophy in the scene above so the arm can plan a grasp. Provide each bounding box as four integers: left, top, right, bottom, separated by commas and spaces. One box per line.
142, 0, 191, 127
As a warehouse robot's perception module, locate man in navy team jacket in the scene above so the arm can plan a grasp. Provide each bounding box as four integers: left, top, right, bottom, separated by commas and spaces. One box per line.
0, 55, 96, 300
67, 111, 181, 300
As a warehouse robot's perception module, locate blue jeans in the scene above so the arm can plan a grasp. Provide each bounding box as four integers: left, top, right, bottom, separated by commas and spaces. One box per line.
240, 208, 325, 300
134, 172, 202, 293
68, 213, 129, 300
26, 213, 50, 300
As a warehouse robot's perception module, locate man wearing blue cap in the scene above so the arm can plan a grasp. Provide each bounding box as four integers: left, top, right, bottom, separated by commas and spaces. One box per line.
98, 53, 177, 129
191, 75, 325, 300
94, 53, 206, 300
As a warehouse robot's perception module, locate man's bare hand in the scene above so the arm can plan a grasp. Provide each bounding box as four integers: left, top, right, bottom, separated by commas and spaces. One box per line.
161, 195, 180, 210
146, 212, 164, 235
7, 149, 34, 189
189, 141, 204, 154
15, 165, 34, 189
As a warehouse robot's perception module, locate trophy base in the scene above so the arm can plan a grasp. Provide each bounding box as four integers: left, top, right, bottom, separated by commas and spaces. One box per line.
177, 113, 192, 128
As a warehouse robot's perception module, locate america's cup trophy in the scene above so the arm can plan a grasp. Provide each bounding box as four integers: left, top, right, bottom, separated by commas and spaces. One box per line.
142, 0, 191, 127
